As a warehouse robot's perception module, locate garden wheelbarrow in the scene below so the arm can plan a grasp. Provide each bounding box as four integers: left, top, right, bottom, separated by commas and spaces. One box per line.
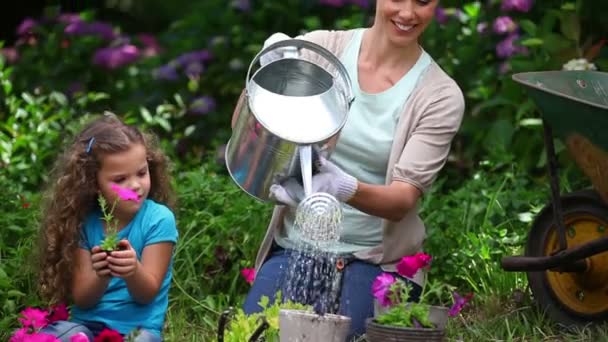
501, 70, 608, 327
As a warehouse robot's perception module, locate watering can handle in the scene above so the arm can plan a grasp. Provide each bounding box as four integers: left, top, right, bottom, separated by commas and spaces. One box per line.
246, 38, 354, 104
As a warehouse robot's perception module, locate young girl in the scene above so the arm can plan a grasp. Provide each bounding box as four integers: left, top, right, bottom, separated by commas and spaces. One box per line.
37, 114, 178, 341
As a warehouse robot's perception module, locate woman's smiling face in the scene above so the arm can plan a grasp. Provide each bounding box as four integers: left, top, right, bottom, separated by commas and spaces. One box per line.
374, 0, 438, 47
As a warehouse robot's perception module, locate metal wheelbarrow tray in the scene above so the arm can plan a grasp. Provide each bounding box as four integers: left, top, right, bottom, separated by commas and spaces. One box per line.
501, 71, 608, 326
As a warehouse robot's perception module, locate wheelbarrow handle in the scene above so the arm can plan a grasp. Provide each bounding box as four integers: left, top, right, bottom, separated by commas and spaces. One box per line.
248, 316, 270, 342
217, 307, 235, 342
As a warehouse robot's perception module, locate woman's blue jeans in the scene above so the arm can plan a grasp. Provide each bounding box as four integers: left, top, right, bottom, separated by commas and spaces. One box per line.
39, 321, 161, 342
243, 247, 421, 340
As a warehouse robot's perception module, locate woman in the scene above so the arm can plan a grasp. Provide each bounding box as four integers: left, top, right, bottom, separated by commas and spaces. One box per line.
241, 0, 464, 338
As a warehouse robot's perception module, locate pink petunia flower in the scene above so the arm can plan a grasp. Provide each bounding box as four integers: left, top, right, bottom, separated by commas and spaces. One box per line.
241, 267, 256, 284
48, 303, 69, 323
396, 253, 432, 278
493, 16, 517, 34
501, 0, 533, 12
10, 331, 60, 342
70, 332, 90, 342
371, 272, 396, 307
448, 291, 474, 317
93, 329, 123, 342
110, 184, 140, 203
18, 307, 49, 330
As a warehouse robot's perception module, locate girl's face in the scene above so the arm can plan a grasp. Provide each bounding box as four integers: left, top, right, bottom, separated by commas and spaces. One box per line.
97, 143, 151, 220
374, 0, 438, 47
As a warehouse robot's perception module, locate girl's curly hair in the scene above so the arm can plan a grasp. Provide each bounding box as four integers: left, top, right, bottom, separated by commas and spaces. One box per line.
38, 114, 175, 304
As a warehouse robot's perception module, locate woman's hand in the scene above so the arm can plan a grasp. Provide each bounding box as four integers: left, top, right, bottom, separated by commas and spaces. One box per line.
310, 157, 358, 202
90, 246, 111, 277
107, 240, 139, 278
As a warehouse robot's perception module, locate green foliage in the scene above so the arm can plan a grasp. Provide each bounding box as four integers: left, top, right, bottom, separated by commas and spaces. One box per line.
98, 195, 120, 252
0, 59, 105, 191
223, 292, 311, 342
0, 179, 41, 334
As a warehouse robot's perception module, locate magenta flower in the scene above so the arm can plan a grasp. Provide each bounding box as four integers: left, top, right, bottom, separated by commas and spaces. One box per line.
16, 18, 37, 36
65, 21, 116, 41
18, 307, 49, 330
501, 0, 533, 12
396, 253, 432, 278
69, 333, 90, 342
241, 267, 256, 284
137, 33, 162, 57
9, 328, 28, 342
496, 33, 528, 58
372, 273, 396, 307
110, 184, 140, 203
448, 291, 474, 317
92, 45, 140, 70
48, 303, 69, 323
493, 16, 517, 34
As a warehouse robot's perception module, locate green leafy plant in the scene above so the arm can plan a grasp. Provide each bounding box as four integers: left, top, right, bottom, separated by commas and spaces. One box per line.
373, 253, 473, 329
98, 183, 140, 252
98, 195, 120, 252
223, 291, 311, 342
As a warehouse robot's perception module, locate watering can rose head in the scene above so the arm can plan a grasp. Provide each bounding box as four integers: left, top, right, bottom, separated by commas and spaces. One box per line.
372, 253, 473, 328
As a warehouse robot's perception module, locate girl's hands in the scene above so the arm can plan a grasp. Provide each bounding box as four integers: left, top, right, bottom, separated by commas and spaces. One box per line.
107, 240, 139, 278
90, 246, 111, 277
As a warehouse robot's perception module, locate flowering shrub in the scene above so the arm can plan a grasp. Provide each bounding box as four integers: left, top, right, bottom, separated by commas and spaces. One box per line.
372, 253, 473, 329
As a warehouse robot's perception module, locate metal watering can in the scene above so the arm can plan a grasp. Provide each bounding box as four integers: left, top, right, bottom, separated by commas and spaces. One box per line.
225, 38, 354, 201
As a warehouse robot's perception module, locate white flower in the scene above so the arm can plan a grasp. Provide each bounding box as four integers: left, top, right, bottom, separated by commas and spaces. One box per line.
562, 58, 597, 71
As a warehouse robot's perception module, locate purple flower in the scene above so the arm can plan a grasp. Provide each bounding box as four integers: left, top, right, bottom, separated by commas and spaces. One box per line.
92, 44, 140, 69
347, 0, 370, 8
319, 0, 345, 7
185, 62, 205, 78
189, 96, 216, 115
231, 0, 251, 11
448, 291, 474, 317
496, 33, 528, 58
174, 50, 213, 67
137, 33, 162, 57
493, 16, 517, 34
65, 21, 116, 41
435, 7, 449, 25
477, 22, 489, 34
153, 64, 179, 81
372, 273, 396, 307
499, 61, 511, 74
57, 13, 82, 24
501, 0, 533, 12
16, 18, 37, 36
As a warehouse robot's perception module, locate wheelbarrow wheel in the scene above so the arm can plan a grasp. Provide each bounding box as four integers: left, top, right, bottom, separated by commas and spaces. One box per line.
526, 189, 608, 327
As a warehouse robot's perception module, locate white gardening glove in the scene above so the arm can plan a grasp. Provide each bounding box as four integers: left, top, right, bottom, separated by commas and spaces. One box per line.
311, 157, 358, 202
259, 32, 299, 66
269, 178, 305, 208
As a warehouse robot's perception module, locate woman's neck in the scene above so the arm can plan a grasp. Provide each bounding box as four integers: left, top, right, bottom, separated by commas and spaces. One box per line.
359, 26, 422, 73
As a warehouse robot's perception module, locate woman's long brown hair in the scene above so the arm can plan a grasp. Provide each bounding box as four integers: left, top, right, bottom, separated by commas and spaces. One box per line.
38, 114, 175, 304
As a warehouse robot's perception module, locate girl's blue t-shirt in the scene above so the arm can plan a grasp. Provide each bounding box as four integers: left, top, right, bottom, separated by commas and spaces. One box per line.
71, 199, 178, 336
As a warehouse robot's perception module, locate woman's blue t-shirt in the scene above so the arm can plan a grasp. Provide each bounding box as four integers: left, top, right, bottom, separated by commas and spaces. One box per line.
71, 199, 178, 336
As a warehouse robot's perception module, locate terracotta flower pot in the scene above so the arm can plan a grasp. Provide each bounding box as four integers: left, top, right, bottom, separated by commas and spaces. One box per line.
279, 309, 351, 342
